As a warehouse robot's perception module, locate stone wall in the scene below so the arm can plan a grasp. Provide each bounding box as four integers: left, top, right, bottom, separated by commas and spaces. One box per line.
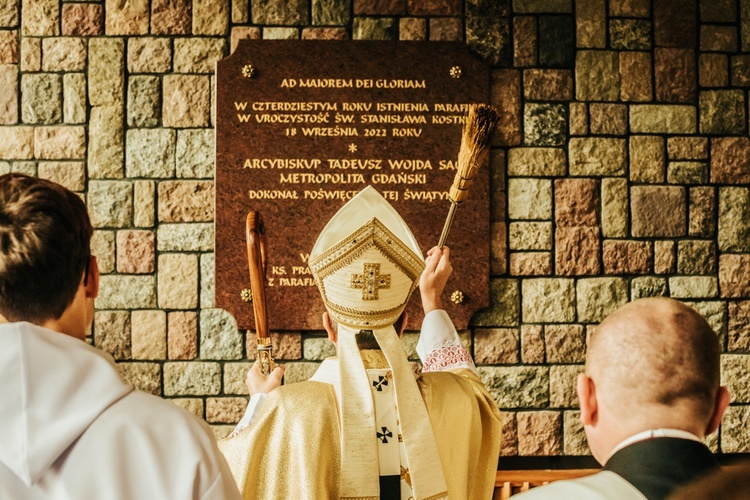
0, 0, 749, 456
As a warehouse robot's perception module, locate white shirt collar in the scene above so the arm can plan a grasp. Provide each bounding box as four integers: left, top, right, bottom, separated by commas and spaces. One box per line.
609, 428, 703, 458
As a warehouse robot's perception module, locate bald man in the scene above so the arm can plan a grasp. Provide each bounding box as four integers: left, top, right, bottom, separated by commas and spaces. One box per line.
516, 297, 730, 500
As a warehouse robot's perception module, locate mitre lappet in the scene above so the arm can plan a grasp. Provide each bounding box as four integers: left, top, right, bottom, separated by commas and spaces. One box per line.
308, 186, 448, 500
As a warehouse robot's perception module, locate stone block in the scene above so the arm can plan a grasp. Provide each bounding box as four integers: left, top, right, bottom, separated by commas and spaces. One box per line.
170, 398, 203, 418
524, 103, 566, 147
151, 0, 190, 34
131, 310, 166, 360
689, 186, 715, 238
517, 411, 562, 455
352, 17, 397, 40
252, 0, 308, 24
720, 254, 750, 298
689, 300, 725, 353
521, 325, 544, 364
550, 365, 583, 407
96, 275, 156, 309
555, 179, 598, 227
398, 18, 425, 40
406, 0, 460, 15
629, 136, 664, 183
173, 38, 226, 74
722, 405, 750, 452
22, 0, 58, 36
610, 0, 648, 16
162, 75, 210, 128
668, 137, 708, 160
610, 19, 650, 50
63, 73, 86, 124
157, 223, 214, 251
127, 76, 159, 128
91, 230, 115, 274
731, 55, 750, 86
601, 178, 628, 238
631, 185, 686, 237
303, 337, 336, 360
491, 70, 521, 146
711, 137, 750, 184
200, 253, 215, 308
699, 53, 729, 87
667, 161, 708, 184
522, 278, 575, 323
479, 366, 549, 409
523, 70, 572, 101
42, 37, 86, 72
199, 309, 243, 359
104, 0, 148, 34
563, 411, 589, 455
654, 0, 696, 48
576, 51, 618, 101
21, 73, 61, 124
126, 128, 176, 178
701, 0, 736, 21
555, 226, 600, 276
466, 1, 511, 67
127, 37, 171, 73
545, 325, 585, 363
158, 253, 198, 309
569, 103, 587, 136
473, 279, 520, 327
718, 187, 750, 252
94, 311, 131, 359
354, 0, 405, 15
507, 147, 566, 177
284, 362, 320, 384
500, 411, 518, 456
701, 25, 737, 52
87, 181, 132, 227
538, 15, 575, 68
88, 38, 124, 106
509, 252, 552, 276
508, 178, 552, 220
193, 0, 228, 34
206, 397, 246, 424
677, 240, 716, 275
603, 240, 652, 275
62, 3, 103, 36
569, 137, 626, 176
164, 362, 221, 396
117, 362, 160, 395
168, 311, 198, 359
429, 17, 462, 41
88, 106, 124, 178
0, 0, 19, 27
247, 332, 302, 360
589, 103, 626, 136
313, 0, 350, 24
9, 161, 33, 175
176, 129, 214, 178
700, 90, 746, 135
262, 27, 299, 40
654, 48, 696, 103
491, 222, 507, 275
134, 180, 155, 227
302, 27, 348, 39
654, 240, 676, 274
231, 27, 262, 51
509, 222, 552, 251
513, 16, 536, 67
728, 302, 750, 352
223, 361, 253, 395
722, 355, 750, 403
116, 230, 154, 274
619, 51, 652, 102
0, 65, 17, 124
158, 181, 214, 222
38, 161, 85, 191
474, 328, 519, 364
631, 276, 667, 299
34, 126, 85, 160
0, 127, 33, 159
20, 37, 40, 72
630, 105, 696, 134
577, 278, 628, 323
576, 0, 605, 48
670, 276, 719, 298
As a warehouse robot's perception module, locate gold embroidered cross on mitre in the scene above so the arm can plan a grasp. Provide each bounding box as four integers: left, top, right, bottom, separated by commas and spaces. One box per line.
350, 263, 391, 300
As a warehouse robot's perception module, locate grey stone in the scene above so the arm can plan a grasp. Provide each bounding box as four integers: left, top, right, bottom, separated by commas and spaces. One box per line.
117, 362, 161, 395
721, 354, 750, 403
513, 0, 570, 12
126, 128, 175, 178
89, 38, 124, 106
699, 90, 746, 135
577, 278, 629, 323
667, 161, 708, 184
200, 253, 215, 308
473, 279, 520, 327
200, 309, 243, 359
467, 0, 511, 66
524, 103, 567, 147
252, 0, 308, 24
173, 38, 227, 73
90, 230, 116, 274
94, 310, 131, 359
223, 362, 253, 395
569, 138, 626, 176
11, 160, 35, 175
509, 222, 553, 250
88, 105, 124, 178
63, 73, 86, 124
601, 178, 628, 238
719, 187, 750, 252
721, 405, 750, 452
669, 277, 719, 298
631, 276, 667, 299
262, 27, 298, 39
630, 105, 696, 134
507, 147, 567, 176
522, 278, 576, 323
550, 365, 582, 408
176, 129, 214, 178
87, 180, 132, 227
284, 362, 321, 384
157, 223, 214, 251
313, 0, 349, 25
97, 275, 156, 309
610, 18, 650, 50
21, 73, 61, 124
164, 362, 221, 396
478, 366, 549, 408
303, 337, 336, 360
563, 411, 590, 455
353, 17, 397, 40
677, 240, 716, 275
127, 75, 160, 127
576, 50, 619, 101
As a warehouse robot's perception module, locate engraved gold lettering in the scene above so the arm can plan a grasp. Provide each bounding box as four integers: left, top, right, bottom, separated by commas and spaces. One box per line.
279, 173, 365, 184
292, 266, 312, 275
376, 103, 429, 112
247, 189, 299, 199
327, 159, 382, 170
434, 103, 470, 113
301, 127, 358, 136
372, 173, 427, 184
243, 159, 321, 169
439, 159, 458, 170
391, 128, 422, 137
360, 115, 427, 124
298, 79, 353, 88
388, 159, 433, 171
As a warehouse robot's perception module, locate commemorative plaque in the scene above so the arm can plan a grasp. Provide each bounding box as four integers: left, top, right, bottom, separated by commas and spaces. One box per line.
216, 40, 490, 331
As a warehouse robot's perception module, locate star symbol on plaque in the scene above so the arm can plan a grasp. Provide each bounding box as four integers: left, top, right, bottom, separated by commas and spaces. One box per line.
350, 263, 391, 301
449, 65, 462, 79
348, 143, 357, 153
377, 427, 393, 443
241, 64, 256, 78
372, 375, 389, 392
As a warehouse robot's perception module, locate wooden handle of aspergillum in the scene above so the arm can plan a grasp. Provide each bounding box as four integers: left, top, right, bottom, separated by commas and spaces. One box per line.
246, 211, 269, 340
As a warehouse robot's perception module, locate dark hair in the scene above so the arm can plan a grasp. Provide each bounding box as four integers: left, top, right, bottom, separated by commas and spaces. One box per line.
0, 173, 92, 322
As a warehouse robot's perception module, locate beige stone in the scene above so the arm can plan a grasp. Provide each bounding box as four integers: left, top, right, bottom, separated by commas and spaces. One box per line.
0, 65, 18, 124
563, 411, 590, 455
629, 105, 697, 134
509, 252, 552, 276
134, 180, 155, 227
173, 38, 227, 73
517, 411, 562, 455
117, 362, 161, 395
601, 178, 628, 237
94, 311, 131, 359
89, 38, 124, 106
169, 398, 203, 418
508, 178, 552, 219
629, 135, 665, 183
34, 126, 85, 159
206, 397, 246, 424
200, 253, 214, 308
126, 128, 175, 178
90, 230, 115, 274
491, 222, 507, 275
193, 0, 229, 35
669, 277, 719, 298
719, 187, 750, 252
21, 73, 61, 124
569, 102, 588, 136
157, 223, 214, 251
550, 365, 583, 407
168, 311, 198, 360
105, 0, 148, 35
284, 362, 321, 384
0, 0, 19, 27
127, 75, 160, 127
576, 50, 619, 101
164, 362, 221, 396
263, 27, 299, 39
20, 37, 40, 72
521, 325, 544, 364
42, 37, 86, 71
89, 105, 124, 178
473, 279, 520, 327
577, 277, 628, 323
131, 310, 167, 360
87, 180, 132, 227
654, 240, 676, 274
522, 278, 575, 323
223, 362, 253, 395
22, 0, 58, 36
569, 137, 626, 176
507, 147, 566, 176
97, 275, 156, 309
576, 0, 605, 48
127, 37, 171, 73
478, 366, 549, 408
158, 181, 214, 222
38, 161, 85, 191
63, 73, 86, 124
158, 253, 198, 309
162, 75, 210, 127
200, 308, 243, 360
509, 222, 552, 250
474, 328, 519, 364
176, 129, 214, 178
545, 325, 585, 363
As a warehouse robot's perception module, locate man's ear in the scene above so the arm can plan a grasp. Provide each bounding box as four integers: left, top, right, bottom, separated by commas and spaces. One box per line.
85, 256, 100, 299
322, 312, 336, 344
577, 373, 598, 427
705, 385, 730, 436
